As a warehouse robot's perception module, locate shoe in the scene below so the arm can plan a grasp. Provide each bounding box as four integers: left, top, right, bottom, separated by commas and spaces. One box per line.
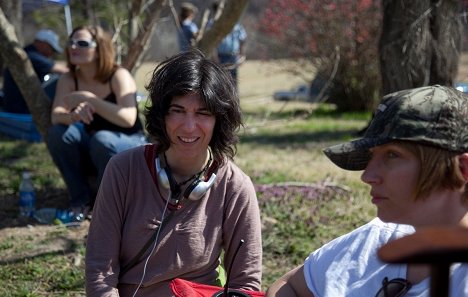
69, 207, 85, 222
82, 205, 92, 221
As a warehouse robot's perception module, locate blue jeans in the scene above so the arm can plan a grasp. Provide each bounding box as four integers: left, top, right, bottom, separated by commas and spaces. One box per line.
47, 123, 147, 207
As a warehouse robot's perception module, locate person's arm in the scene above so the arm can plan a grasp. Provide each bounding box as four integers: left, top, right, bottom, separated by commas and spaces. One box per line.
85, 156, 126, 296
222, 168, 262, 291
50, 72, 93, 125
239, 41, 246, 56
52, 68, 138, 127
266, 265, 315, 297
238, 25, 247, 57
64, 68, 138, 128
50, 60, 69, 74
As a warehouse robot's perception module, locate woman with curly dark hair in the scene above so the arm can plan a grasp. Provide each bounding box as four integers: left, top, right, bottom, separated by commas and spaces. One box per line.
86, 49, 262, 297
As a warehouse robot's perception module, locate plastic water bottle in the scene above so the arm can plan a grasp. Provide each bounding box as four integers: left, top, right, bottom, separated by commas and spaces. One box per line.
19, 171, 36, 217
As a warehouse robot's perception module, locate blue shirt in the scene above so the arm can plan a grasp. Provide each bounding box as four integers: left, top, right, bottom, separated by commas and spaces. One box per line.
217, 23, 246, 55
179, 19, 198, 52
2, 44, 55, 113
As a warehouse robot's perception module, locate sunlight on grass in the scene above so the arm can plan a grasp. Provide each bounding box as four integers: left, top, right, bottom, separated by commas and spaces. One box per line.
235, 98, 375, 289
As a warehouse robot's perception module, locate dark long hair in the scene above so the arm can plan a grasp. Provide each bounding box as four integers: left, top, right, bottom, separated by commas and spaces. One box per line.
144, 49, 242, 165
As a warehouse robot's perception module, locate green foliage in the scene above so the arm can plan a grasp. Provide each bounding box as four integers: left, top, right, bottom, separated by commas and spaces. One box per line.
258, 0, 383, 111
30, 0, 133, 58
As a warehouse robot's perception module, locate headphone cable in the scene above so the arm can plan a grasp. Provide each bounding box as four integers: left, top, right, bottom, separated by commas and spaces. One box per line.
131, 190, 172, 297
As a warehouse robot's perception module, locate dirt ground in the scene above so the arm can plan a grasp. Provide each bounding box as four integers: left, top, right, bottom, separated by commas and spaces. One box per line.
0, 191, 89, 263
1, 56, 468, 262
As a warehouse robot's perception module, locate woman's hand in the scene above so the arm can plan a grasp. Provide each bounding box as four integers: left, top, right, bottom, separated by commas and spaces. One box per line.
70, 101, 95, 124
63, 90, 97, 110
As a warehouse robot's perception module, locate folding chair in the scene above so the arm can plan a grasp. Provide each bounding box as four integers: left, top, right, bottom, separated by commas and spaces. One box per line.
378, 226, 468, 297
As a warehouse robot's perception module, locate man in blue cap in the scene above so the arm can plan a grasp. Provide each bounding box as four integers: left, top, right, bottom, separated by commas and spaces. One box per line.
2, 29, 68, 114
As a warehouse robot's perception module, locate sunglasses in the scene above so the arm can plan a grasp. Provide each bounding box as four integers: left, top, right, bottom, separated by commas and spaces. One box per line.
67, 39, 97, 49
375, 277, 412, 297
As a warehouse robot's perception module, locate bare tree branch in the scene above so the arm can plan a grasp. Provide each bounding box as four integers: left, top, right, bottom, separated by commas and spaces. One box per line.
197, 0, 249, 54
122, 0, 167, 72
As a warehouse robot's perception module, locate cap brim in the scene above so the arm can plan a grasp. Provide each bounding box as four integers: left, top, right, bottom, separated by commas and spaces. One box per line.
52, 45, 63, 53
323, 138, 390, 171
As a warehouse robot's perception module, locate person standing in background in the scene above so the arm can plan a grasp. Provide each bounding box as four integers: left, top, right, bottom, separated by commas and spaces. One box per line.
2, 29, 68, 114
211, 1, 247, 90
178, 2, 199, 52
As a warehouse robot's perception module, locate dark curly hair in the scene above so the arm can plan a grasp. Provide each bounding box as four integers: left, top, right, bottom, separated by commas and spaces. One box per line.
144, 49, 243, 165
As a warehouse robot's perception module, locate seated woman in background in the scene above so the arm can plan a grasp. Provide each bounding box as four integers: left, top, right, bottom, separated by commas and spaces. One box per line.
47, 25, 146, 218
266, 85, 468, 297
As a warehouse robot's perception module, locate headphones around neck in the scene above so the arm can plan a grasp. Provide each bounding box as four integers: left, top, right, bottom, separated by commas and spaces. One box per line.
155, 154, 217, 203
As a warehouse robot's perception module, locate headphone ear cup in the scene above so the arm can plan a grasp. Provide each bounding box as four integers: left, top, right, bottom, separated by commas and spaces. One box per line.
184, 173, 217, 201
156, 157, 170, 190
184, 179, 202, 201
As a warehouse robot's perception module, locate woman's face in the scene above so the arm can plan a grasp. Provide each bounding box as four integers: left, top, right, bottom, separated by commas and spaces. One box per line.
67, 29, 97, 66
165, 92, 215, 159
361, 142, 449, 226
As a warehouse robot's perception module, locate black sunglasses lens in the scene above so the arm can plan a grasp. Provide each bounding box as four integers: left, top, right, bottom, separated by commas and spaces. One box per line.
76, 40, 91, 47
375, 278, 411, 297
68, 40, 94, 48
386, 283, 405, 296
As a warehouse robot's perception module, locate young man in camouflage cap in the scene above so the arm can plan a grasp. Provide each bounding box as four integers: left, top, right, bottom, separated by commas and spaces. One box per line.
266, 85, 468, 297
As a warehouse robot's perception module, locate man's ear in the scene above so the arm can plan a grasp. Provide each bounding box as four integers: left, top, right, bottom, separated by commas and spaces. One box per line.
459, 153, 468, 180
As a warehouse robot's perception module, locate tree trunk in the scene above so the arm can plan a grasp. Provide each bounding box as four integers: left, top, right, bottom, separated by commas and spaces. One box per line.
0, 0, 23, 76
122, 0, 167, 72
0, 7, 51, 138
429, 0, 462, 85
0, 0, 22, 43
379, 0, 461, 95
197, 0, 249, 54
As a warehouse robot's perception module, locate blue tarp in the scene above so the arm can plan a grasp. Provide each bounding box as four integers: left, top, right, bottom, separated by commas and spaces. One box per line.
0, 111, 42, 142
23, 0, 68, 13
46, 0, 68, 4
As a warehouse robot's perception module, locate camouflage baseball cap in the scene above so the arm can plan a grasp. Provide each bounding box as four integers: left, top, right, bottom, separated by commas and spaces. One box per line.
323, 85, 468, 171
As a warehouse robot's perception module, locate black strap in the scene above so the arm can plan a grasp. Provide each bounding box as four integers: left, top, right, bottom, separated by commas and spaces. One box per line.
119, 144, 173, 277
120, 211, 175, 277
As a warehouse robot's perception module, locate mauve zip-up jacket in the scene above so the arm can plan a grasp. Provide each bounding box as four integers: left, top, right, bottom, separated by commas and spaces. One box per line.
85, 145, 262, 296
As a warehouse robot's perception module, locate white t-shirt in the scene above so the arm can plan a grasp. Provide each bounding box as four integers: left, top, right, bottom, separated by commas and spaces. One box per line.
303, 218, 468, 297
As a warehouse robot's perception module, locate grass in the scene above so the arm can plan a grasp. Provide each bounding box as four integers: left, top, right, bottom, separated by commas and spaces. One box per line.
238, 99, 374, 286
0, 65, 376, 294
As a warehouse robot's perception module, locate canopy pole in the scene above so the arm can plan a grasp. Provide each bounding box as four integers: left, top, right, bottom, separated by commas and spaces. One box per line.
64, 4, 72, 35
